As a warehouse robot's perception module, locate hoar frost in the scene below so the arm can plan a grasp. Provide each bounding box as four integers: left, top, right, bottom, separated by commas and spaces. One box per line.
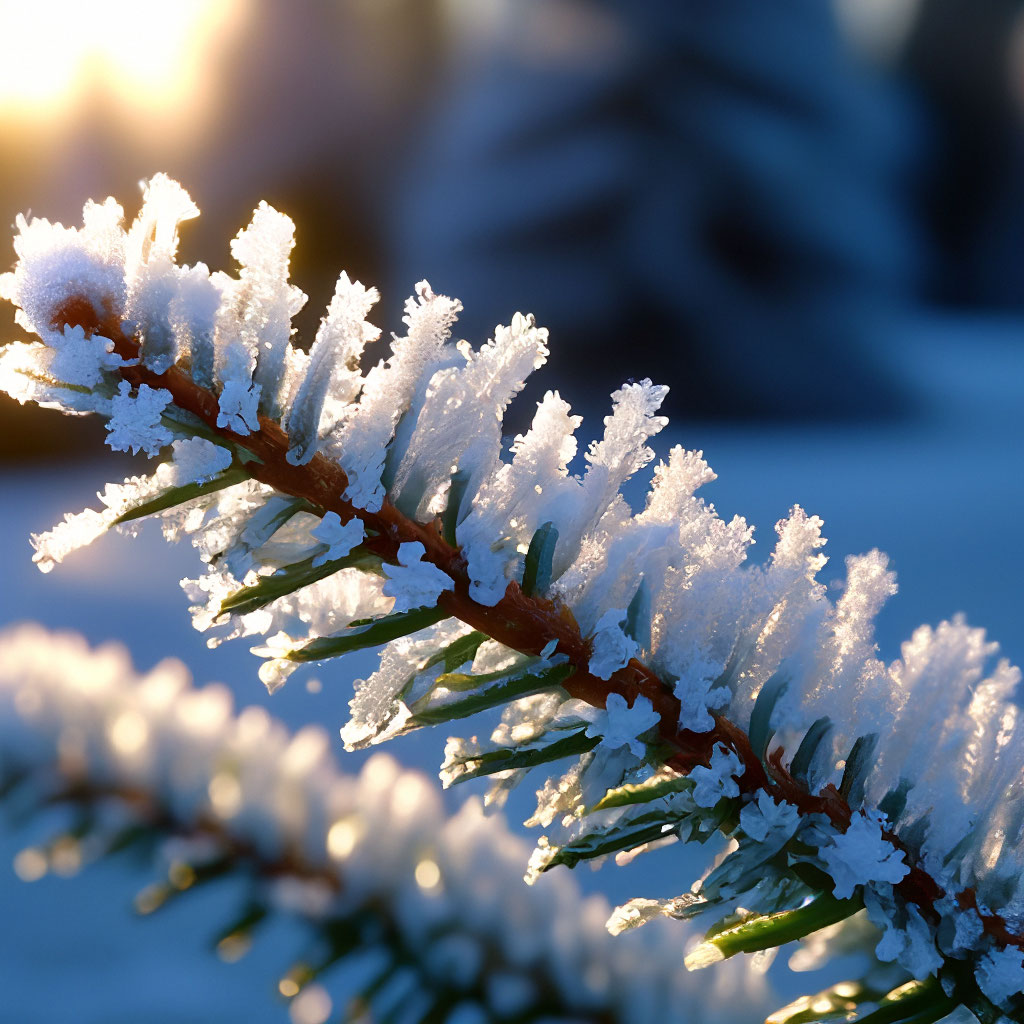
106, 382, 173, 455
382, 542, 454, 613
4, 175, 1024, 1008
584, 693, 659, 758
738, 791, 801, 847
310, 512, 364, 567
820, 810, 909, 900
690, 744, 744, 808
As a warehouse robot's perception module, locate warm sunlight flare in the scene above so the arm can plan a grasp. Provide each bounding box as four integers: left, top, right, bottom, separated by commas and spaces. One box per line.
0, 0, 243, 118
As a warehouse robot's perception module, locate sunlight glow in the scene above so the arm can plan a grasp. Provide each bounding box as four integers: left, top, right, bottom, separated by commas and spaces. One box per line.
49, 835, 82, 877
278, 978, 300, 999
414, 857, 441, 891
0, 0, 243, 117
289, 985, 332, 1024
216, 932, 252, 962
208, 771, 242, 818
108, 709, 149, 756
326, 818, 361, 860
13, 847, 47, 882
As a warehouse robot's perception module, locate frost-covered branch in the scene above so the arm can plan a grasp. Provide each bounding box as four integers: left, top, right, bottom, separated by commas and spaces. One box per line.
1, 177, 1022, 1021
0, 624, 768, 1023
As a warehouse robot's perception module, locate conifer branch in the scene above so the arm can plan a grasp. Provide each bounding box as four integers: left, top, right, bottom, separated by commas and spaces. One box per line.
1, 625, 765, 1024
44, 289, 1016, 955
3, 177, 1023, 1020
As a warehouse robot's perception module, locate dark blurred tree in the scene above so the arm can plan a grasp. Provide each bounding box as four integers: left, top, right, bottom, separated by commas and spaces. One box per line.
900, 0, 1024, 310
392, 0, 924, 422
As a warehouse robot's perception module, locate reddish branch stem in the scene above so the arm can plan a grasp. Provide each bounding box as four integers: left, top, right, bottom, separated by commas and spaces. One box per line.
55, 297, 1023, 951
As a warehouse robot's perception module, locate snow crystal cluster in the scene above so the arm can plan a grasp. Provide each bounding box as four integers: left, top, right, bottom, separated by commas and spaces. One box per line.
2, 177, 1024, 1012
0, 624, 767, 1024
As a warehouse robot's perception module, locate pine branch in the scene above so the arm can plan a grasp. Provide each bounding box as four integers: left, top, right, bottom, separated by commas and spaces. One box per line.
3, 176, 1023, 1020
42, 293, 966, 939
0, 625, 767, 1024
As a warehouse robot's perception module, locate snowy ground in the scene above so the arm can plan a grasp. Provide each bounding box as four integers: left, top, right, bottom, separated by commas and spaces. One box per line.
1, 316, 1022, 1022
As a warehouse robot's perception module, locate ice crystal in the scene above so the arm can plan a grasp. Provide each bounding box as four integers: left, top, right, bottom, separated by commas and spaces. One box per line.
310, 512, 364, 567
382, 542, 455, 613
105, 382, 173, 455
872, 900, 942, 978
588, 609, 640, 681
389, 311, 548, 520
169, 438, 233, 484
820, 811, 909, 900
46, 323, 122, 389
30, 439, 232, 573
216, 378, 261, 434
332, 280, 460, 512
976, 947, 1024, 1007
738, 791, 801, 848
285, 272, 379, 466
690, 744, 744, 809
584, 693, 659, 758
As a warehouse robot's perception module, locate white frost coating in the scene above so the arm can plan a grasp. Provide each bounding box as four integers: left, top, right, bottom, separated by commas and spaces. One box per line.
310, 512, 365, 568
229, 202, 306, 420
949, 900, 986, 955
255, 632, 303, 694
606, 898, 676, 937
0, 341, 114, 416
552, 380, 670, 582
738, 792, 801, 846
864, 886, 943, 979
45, 323, 124, 389
343, 620, 475, 751
584, 693, 659, 759
30, 509, 109, 574
675, 671, 733, 735
168, 438, 233, 484
588, 609, 640, 681
690, 744, 744, 809
873, 901, 942, 979
217, 378, 262, 434
382, 542, 455, 614
123, 176, 200, 373
389, 311, 549, 520
212, 256, 261, 437
335, 281, 462, 511
128, 259, 179, 372
105, 382, 173, 455
586, 380, 670, 480
642, 445, 717, 524
820, 811, 909, 900
976, 947, 1024, 1007
285, 272, 380, 466
124, 173, 198, 273
171, 263, 220, 388
31, 443, 234, 573
460, 390, 583, 606
1, 199, 126, 336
